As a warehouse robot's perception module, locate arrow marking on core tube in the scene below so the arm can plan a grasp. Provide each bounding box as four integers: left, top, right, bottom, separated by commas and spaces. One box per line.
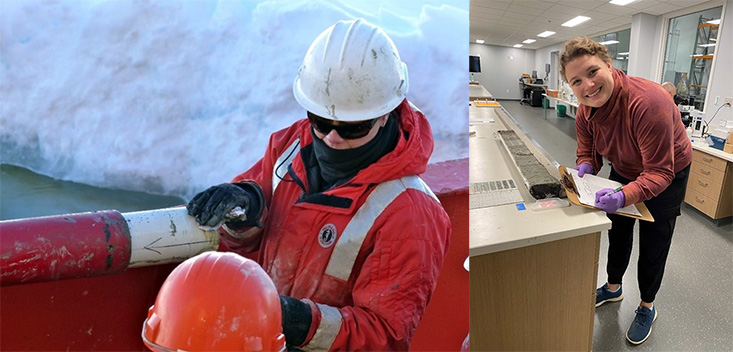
143, 237, 214, 255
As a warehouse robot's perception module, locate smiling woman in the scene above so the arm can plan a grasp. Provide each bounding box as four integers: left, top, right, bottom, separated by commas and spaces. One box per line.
559, 37, 616, 108
563, 53, 615, 108
560, 35, 693, 345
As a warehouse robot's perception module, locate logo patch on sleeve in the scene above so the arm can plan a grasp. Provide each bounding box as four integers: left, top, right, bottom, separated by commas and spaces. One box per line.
318, 223, 338, 248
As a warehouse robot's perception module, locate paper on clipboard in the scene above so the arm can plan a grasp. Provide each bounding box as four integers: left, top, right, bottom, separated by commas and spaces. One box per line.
564, 168, 641, 216
558, 165, 654, 221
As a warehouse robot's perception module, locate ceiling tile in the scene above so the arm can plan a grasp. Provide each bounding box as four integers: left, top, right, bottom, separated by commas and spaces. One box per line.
471, 0, 511, 11
548, 3, 592, 16
470, 7, 505, 16
502, 11, 537, 21
506, 2, 548, 16
594, 3, 637, 16
558, 0, 607, 11
624, 0, 663, 11
469, 0, 716, 48
641, 3, 684, 16
510, 0, 558, 10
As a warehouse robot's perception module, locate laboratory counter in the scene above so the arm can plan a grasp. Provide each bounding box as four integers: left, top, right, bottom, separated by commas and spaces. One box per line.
469, 83, 493, 101
684, 139, 733, 221
469, 104, 611, 351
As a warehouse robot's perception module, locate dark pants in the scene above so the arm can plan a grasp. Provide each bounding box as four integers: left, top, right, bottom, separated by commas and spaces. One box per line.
605, 163, 691, 303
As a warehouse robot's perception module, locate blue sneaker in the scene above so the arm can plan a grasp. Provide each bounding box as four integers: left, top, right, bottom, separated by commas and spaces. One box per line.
595, 283, 624, 307
626, 305, 658, 344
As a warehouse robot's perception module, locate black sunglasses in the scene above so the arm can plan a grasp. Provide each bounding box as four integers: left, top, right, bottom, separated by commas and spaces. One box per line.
307, 112, 379, 139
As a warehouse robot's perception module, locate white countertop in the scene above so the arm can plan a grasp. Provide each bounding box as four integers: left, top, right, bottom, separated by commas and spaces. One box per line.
469, 106, 611, 256
543, 94, 579, 108
469, 84, 493, 100
690, 139, 733, 162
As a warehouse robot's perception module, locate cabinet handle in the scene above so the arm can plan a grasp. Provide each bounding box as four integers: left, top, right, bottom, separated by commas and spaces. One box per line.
695, 197, 705, 204
698, 180, 708, 187
702, 156, 713, 162
700, 169, 711, 175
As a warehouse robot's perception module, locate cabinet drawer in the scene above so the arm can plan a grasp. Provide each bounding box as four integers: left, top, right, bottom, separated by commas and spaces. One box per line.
687, 171, 723, 200
692, 150, 727, 172
691, 160, 725, 184
685, 189, 719, 218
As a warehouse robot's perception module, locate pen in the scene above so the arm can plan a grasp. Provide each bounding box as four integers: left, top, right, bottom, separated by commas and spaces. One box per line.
606, 186, 623, 196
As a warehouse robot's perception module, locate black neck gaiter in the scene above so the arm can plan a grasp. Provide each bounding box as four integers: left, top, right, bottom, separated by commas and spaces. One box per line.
311, 113, 399, 191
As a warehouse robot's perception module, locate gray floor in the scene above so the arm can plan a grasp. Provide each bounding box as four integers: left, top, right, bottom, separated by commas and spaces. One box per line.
499, 100, 733, 352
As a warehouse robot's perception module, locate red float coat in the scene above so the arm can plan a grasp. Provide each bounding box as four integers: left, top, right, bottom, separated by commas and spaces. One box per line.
220, 99, 451, 351
576, 68, 692, 206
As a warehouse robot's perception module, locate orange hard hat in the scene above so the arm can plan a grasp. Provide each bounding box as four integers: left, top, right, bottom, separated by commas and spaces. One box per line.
142, 251, 286, 352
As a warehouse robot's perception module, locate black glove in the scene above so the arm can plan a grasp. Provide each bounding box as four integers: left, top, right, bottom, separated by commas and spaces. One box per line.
186, 182, 264, 229
280, 295, 312, 347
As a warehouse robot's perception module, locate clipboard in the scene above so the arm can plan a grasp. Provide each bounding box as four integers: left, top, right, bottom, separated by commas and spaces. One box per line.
559, 165, 654, 222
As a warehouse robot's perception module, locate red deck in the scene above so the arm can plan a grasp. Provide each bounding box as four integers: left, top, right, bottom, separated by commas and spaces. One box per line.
0, 158, 468, 351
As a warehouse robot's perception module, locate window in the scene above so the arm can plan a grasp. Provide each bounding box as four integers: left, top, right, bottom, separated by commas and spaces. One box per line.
661, 6, 722, 111
592, 28, 631, 74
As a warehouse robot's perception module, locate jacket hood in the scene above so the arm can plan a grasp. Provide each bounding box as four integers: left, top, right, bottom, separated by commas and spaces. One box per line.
295, 99, 434, 188
351, 99, 434, 184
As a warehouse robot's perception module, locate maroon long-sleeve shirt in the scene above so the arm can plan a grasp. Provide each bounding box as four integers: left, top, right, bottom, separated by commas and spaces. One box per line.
576, 68, 692, 207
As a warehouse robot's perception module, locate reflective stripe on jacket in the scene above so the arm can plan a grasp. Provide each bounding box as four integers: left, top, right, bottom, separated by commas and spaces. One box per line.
221, 99, 451, 351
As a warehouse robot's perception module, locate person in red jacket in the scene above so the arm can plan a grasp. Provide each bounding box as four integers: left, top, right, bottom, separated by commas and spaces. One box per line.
186, 18, 450, 351
560, 37, 692, 345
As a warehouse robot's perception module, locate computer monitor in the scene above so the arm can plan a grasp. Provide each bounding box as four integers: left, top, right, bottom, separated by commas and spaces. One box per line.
469, 55, 481, 73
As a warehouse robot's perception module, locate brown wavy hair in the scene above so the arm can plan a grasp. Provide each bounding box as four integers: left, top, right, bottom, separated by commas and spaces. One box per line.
559, 36, 612, 82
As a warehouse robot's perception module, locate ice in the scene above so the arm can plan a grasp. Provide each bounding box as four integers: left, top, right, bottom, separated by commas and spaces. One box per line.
0, 0, 468, 199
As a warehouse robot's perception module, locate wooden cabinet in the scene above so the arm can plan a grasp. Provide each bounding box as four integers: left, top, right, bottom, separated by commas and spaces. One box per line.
685, 149, 733, 220
470, 233, 601, 351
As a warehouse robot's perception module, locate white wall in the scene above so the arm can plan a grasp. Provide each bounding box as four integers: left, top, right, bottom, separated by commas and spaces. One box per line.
469, 43, 535, 100
535, 43, 563, 89
629, 12, 658, 80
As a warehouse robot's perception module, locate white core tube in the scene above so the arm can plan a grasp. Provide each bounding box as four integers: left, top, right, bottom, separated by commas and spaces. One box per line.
125, 207, 220, 267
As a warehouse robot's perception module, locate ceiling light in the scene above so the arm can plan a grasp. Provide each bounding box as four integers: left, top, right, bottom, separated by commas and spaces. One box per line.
609, 0, 638, 5
476, 39, 485, 44
698, 43, 716, 47
618, 52, 629, 55
562, 16, 591, 27
706, 19, 721, 25
537, 31, 556, 38
523, 39, 536, 44
513, 44, 523, 48
616, 57, 624, 60
598, 40, 619, 45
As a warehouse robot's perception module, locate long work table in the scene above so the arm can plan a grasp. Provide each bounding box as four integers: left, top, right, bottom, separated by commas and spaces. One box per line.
469, 83, 493, 101
469, 104, 611, 351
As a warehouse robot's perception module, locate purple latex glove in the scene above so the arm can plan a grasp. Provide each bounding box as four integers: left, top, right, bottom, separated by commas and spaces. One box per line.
595, 188, 626, 214
574, 163, 594, 177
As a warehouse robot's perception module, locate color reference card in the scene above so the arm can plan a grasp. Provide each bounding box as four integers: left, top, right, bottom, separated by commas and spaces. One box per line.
469, 180, 524, 209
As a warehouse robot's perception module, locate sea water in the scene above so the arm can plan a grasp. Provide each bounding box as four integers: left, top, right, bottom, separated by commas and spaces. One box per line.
0, 164, 184, 221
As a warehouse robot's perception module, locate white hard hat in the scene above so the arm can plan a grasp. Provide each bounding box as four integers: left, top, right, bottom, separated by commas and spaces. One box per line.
293, 18, 409, 121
